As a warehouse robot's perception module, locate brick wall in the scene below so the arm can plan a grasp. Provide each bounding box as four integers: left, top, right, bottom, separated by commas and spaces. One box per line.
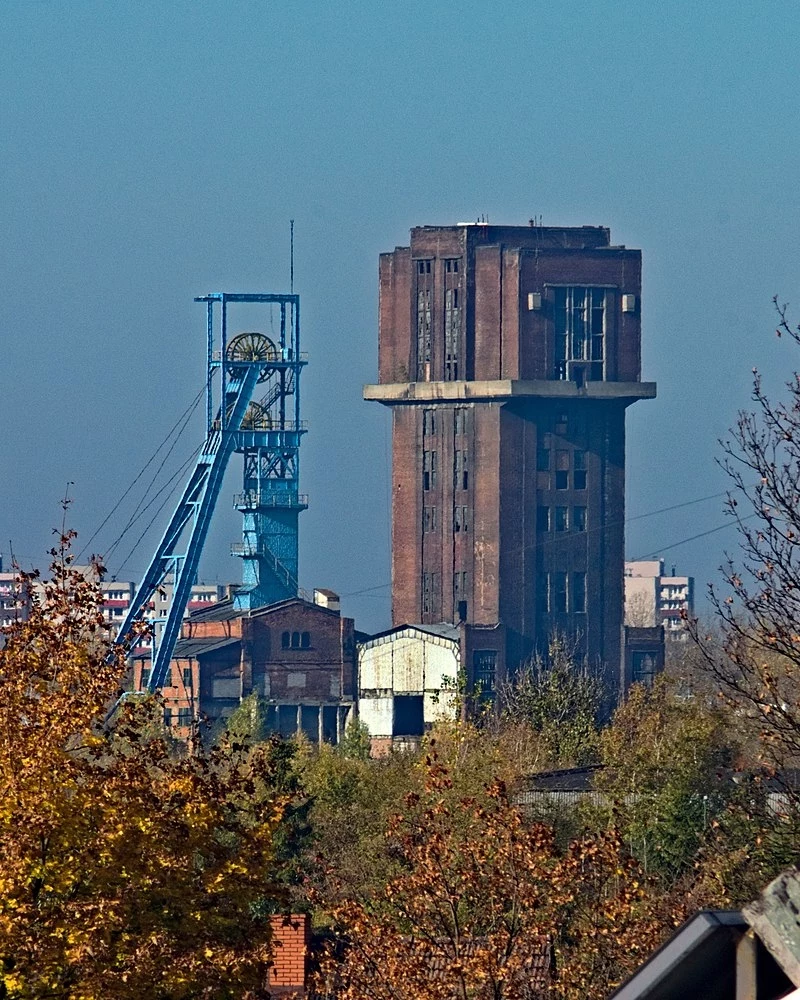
268, 913, 309, 995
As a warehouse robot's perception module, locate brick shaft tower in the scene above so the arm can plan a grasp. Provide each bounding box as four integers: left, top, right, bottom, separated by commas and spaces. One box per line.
365, 223, 655, 698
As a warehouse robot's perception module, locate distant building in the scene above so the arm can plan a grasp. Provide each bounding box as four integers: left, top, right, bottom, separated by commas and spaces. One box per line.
365, 222, 656, 706
624, 560, 694, 642
358, 621, 506, 754
133, 590, 356, 742
0, 558, 27, 630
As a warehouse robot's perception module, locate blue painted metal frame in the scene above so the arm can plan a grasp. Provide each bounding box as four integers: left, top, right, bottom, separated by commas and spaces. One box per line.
115, 291, 307, 692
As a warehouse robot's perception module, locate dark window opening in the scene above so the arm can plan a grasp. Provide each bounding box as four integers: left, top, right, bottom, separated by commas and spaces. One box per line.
178, 707, 192, 727
473, 650, 497, 696
281, 630, 290, 649
552, 571, 568, 613
423, 506, 437, 532
555, 470, 569, 490
291, 631, 301, 649
537, 506, 550, 532
445, 258, 460, 273
574, 470, 587, 490
454, 505, 469, 532
445, 287, 460, 380
417, 259, 432, 274
457, 600, 468, 622
574, 506, 587, 532
537, 447, 550, 471
394, 694, 424, 736
454, 451, 468, 491
454, 408, 469, 435
423, 409, 436, 435
163, 707, 173, 727
140, 668, 150, 691
301, 631, 311, 649
422, 572, 439, 616
182, 666, 192, 687
555, 506, 568, 532
417, 285, 432, 379
573, 571, 587, 613
278, 704, 297, 738
301, 705, 319, 742
322, 705, 339, 745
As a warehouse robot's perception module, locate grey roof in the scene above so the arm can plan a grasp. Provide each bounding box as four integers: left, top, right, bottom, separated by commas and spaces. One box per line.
172, 636, 240, 658
362, 621, 461, 645
187, 599, 244, 623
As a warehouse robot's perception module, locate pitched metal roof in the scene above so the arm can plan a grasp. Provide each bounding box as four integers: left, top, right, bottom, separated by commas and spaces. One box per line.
172, 636, 240, 658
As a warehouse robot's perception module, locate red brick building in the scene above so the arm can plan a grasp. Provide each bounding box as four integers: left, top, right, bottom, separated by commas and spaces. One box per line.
134, 591, 356, 741
365, 222, 656, 700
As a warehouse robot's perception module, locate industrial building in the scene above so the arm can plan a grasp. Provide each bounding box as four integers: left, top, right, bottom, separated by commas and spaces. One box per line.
365, 222, 656, 702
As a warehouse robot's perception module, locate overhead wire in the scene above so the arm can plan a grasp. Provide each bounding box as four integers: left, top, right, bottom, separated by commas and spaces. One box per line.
77, 381, 208, 561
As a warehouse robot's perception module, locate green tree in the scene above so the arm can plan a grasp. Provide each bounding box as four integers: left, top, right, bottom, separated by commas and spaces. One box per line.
498, 636, 601, 768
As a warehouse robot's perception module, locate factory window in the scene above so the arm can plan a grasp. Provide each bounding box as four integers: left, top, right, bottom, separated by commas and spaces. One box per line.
632, 652, 657, 687
394, 694, 424, 737
454, 505, 469, 532
140, 668, 150, 691
281, 630, 290, 649
417, 288, 432, 379
454, 570, 467, 598
301, 705, 319, 742
278, 704, 298, 738
423, 409, 436, 435
445, 258, 460, 273
163, 707, 173, 727
422, 572, 439, 615
555, 450, 569, 490
536, 447, 550, 472
178, 707, 192, 727
182, 666, 192, 687
573, 506, 587, 532
554, 287, 606, 381
537, 505, 550, 532
444, 287, 460, 380
537, 573, 549, 613
423, 450, 437, 490
454, 407, 469, 436
454, 450, 468, 491
301, 631, 311, 649
423, 506, 437, 532
322, 705, 339, 745
555, 506, 568, 532
573, 572, 587, 613
417, 259, 432, 274
473, 650, 497, 696
552, 571, 568, 613
574, 450, 587, 490
291, 631, 301, 649
554, 412, 568, 434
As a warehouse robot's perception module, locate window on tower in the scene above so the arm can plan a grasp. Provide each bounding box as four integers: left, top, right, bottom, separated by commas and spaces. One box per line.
444, 287, 460, 380
423, 450, 437, 490
574, 450, 587, 490
423, 506, 437, 532
553, 287, 606, 381
454, 506, 469, 532
573, 571, 587, 613
423, 409, 436, 435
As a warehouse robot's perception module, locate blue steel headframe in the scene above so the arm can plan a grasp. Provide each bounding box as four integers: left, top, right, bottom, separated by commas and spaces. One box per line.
114, 292, 307, 692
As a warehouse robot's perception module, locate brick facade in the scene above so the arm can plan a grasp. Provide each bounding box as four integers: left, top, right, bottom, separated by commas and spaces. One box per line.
366, 223, 655, 704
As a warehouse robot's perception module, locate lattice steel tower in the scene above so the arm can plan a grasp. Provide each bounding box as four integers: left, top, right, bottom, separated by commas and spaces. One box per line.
115, 292, 307, 690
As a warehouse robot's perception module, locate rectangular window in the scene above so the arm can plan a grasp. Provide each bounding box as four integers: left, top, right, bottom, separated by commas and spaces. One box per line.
536, 447, 550, 471
454, 451, 468, 491
632, 652, 657, 687
555, 506, 568, 532
453, 570, 468, 597
552, 571, 568, 613
454, 505, 469, 532
555, 470, 568, 490
553, 287, 606, 381
423, 506, 437, 532
574, 506, 587, 532
423, 409, 436, 436
416, 279, 432, 379
454, 407, 469, 436
417, 259, 432, 274
423, 450, 437, 490
178, 707, 192, 727
574, 470, 587, 490
445, 258, 460, 273
537, 505, 550, 532
573, 571, 587, 613
163, 707, 173, 727
182, 666, 192, 687
445, 287, 460, 380
394, 694, 425, 736
140, 668, 150, 691
422, 572, 439, 615
574, 450, 587, 490
537, 573, 549, 613
473, 650, 497, 696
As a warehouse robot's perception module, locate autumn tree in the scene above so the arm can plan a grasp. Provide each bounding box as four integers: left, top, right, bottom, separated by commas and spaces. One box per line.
694, 301, 800, 784
0, 534, 286, 999
315, 750, 671, 1000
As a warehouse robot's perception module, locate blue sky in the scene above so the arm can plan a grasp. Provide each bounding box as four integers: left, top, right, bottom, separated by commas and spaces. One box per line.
2, 0, 799, 631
